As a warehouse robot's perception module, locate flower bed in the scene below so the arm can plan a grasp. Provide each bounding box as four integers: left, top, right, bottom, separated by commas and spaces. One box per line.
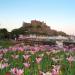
0, 45, 75, 75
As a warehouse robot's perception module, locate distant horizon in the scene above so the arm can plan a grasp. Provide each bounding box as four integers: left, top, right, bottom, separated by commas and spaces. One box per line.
0, 0, 75, 35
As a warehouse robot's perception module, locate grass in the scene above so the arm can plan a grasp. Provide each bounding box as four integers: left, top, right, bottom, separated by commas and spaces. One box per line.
0, 40, 14, 48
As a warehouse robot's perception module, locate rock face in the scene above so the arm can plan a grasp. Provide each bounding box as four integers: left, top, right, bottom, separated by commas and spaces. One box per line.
20, 20, 67, 36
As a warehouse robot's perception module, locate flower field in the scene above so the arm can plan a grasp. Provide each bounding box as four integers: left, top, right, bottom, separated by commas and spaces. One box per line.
0, 44, 75, 75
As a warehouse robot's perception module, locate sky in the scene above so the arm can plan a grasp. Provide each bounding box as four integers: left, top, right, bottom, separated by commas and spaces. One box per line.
0, 0, 75, 35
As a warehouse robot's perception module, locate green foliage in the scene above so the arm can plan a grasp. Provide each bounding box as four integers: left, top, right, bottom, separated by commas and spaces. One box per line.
0, 28, 9, 39
0, 40, 13, 48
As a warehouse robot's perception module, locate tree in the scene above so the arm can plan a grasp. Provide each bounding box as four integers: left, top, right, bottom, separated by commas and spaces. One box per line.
0, 28, 9, 39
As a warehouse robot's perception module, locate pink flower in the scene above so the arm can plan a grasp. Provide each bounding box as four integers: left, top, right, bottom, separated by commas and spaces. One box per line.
34, 47, 40, 51
52, 69, 58, 75
23, 55, 30, 60
11, 55, 19, 59
66, 56, 75, 63
52, 65, 60, 75
36, 57, 42, 64
19, 47, 24, 52
11, 68, 17, 75
17, 69, 24, 75
11, 68, 23, 75
23, 63, 30, 68
0, 63, 9, 69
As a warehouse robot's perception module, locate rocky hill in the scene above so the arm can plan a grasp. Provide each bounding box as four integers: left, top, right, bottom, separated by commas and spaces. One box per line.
20, 20, 67, 36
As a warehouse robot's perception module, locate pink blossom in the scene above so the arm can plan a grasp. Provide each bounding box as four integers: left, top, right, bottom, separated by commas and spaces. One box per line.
0, 63, 9, 69
36, 57, 42, 64
66, 56, 75, 63
11, 68, 23, 75
52, 65, 60, 75
23, 63, 30, 68
17, 69, 24, 75
23, 55, 30, 60
19, 47, 24, 52
11, 55, 19, 59
11, 68, 17, 75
